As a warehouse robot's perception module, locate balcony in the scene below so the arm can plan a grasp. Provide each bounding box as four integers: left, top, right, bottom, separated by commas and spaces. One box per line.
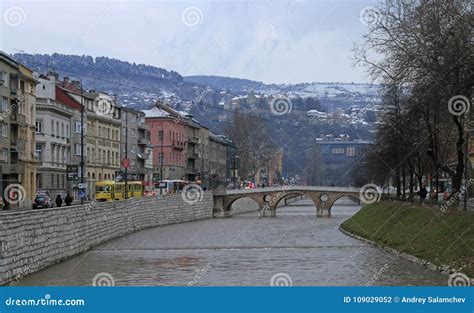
188, 136, 199, 144
187, 152, 199, 159
172, 140, 184, 150
8, 163, 25, 174
10, 113, 26, 125
138, 137, 150, 146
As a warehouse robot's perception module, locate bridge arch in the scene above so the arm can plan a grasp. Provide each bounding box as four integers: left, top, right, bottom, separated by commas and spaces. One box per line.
269, 192, 318, 215
226, 196, 262, 215
326, 194, 361, 210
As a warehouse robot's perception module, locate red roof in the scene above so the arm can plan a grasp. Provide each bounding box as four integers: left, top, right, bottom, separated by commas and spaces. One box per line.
55, 86, 82, 111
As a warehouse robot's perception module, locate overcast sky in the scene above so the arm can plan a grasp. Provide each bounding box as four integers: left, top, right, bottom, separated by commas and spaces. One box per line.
1, 0, 379, 84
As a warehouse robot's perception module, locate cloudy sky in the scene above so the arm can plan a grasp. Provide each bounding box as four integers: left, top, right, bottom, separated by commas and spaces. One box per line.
1, 0, 379, 84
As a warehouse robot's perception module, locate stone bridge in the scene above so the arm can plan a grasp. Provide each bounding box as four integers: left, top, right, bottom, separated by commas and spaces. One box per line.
213, 186, 362, 217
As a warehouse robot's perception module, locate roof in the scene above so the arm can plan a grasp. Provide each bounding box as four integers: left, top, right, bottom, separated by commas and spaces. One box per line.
142, 106, 170, 118
55, 86, 82, 111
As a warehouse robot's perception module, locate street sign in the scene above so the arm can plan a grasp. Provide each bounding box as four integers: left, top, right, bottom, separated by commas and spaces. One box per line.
78, 190, 86, 199
78, 183, 87, 189
121, 158, 130, 169
67, 165, 79, 181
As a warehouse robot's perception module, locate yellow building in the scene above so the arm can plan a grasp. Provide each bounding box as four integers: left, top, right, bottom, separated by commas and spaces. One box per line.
85, 92, 121, 195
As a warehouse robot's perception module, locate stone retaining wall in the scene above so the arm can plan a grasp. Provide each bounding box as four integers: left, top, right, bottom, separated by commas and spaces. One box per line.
0, 193, 213, 285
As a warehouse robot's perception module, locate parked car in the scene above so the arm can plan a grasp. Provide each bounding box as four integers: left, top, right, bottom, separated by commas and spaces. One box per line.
32, 194, 53, 209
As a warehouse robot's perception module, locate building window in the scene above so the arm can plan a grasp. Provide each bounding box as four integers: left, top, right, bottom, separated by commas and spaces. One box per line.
131, 144, 136, 153
35, 120, 43, 133
61, 123, 64, 137
1, 148, 8, 162
158, 130, 163, 141
332, 147, 345, 154
0, 72, 6, 87
131, 128, 136, 137
0, 123, 7, 137
347, 146, 356, 157
35, 144, 43, 161
0, 97, 7, 112
51, 120, 54, 136
75, 121, 86, 134
36, 173, 42, 188
75, 144, 84, 156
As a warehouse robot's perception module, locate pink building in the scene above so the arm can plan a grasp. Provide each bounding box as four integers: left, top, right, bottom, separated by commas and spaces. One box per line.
144, 106, 186, 183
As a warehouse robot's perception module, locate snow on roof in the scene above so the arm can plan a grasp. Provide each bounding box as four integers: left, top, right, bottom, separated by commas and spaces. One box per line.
142, 107, 170, 118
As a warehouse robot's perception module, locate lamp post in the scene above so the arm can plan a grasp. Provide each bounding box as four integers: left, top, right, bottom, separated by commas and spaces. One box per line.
67, 76, 85, 204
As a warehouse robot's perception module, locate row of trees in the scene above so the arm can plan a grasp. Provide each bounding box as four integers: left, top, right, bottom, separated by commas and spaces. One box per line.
355, 0, 473, 202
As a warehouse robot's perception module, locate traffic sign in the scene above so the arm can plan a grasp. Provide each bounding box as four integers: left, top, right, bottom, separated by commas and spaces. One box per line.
67, 165, 79, 181
78, 190, 86, 199
121, 158, 130, 169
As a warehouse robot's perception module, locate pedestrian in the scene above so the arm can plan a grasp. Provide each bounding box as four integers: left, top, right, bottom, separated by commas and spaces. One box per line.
55, 194, 63, 207
65, 193, 73, 206
419, 186, 428, 205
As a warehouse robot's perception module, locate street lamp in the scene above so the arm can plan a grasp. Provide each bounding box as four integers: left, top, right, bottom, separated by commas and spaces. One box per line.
66, 76, 85, 204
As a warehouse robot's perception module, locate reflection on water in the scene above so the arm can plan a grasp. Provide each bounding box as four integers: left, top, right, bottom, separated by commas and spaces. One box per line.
18, 198, 447, 286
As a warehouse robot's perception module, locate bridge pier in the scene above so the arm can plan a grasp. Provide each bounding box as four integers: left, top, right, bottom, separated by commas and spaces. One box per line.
316, 207, 331, 217
261, 208, 276, 217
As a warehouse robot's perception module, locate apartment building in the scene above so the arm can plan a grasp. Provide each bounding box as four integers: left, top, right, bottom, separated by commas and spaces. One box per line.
0, 52, 38, 208
120, 107, 152, 183
143, 105, 186, 183
34, 73, 82, 198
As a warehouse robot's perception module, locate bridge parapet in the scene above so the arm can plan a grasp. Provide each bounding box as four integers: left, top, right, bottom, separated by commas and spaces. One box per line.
214, 186, 361, 218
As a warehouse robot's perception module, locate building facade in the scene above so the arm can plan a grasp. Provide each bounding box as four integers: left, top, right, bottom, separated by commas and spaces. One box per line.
0, 52, 38, 208
34, 73, 81, 198
144, 106, 186, 183
120, 107, 152, 184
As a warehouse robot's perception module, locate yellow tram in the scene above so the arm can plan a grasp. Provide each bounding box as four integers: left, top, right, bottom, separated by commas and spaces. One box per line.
95, 180, 143, 202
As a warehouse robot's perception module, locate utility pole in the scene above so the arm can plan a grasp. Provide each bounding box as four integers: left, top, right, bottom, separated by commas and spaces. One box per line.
160, 125, 164, 194
124, 110, 128, 199
79, 79, 85, 204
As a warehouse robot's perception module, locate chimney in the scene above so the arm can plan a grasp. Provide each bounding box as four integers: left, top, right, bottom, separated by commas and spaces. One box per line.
63, 76, 70, 84
47, 71, 59, 81
71, 80, 81, 89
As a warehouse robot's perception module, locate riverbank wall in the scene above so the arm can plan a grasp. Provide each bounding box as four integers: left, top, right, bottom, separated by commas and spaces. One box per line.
0, 193, 214, 285
340, 202, 474, 278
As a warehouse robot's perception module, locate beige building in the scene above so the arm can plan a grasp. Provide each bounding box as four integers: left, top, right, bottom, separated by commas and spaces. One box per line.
0, 52, 37, 208
85, 92, 121, 194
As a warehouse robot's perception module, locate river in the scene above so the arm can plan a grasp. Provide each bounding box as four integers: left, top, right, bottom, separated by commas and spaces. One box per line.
18, 198, 447, 286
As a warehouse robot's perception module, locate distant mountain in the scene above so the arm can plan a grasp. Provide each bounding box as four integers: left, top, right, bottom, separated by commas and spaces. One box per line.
184, 75, 265, 92
14, 53, 206, 110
